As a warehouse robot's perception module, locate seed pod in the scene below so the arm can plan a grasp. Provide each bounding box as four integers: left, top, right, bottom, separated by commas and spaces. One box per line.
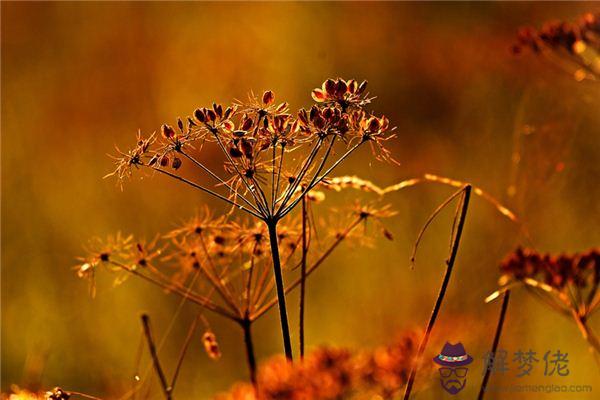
311, 88, 326, 102
275, 102, 288, 113
221, 119, 235, 132
262, 90, 275, 106
383, 228, 394, 241
313, 115, 326, 130
241, 116, 253, 131
213, 103, 223, 118
161, 124, 175, 139
206, 109, 217, 122
298, 109, 309, 124
223, 106, 233, 120
241, 138, 254, 158
194, 108, 206, 123
177, 118, 184, 131
335, 80, 347, 97
202, 331, 221, 360
367, 117, 381, 132
172, 157, 182, 170
347, 79, 358, 94
229, 146, 243, 158
160, 156, 169, 167
309, 105, 319, 121
357, 80, 368, 94
324, 79, 337, 96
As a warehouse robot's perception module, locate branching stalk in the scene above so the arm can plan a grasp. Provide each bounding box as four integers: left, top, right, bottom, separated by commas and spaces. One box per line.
403, 185, 471, 400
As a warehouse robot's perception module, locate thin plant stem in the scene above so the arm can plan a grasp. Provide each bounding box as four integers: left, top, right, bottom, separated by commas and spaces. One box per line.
279, 139, 366, 218
170, 314, 200, 393
254, 215, 364, 319
478, 290, 511, 400
152, 167, 263, 219
299, 194, 308, 359
140, 314, 171, 400
241, 316, 258, 387
277, 137, 333, 217
572, 310, 600, 356
108, 261, 237, 320
211, 131, 270, 216
403, 185, 472, 400
179, 150, 261, 214
266, 220, 294, 360
276, 138, 324, 213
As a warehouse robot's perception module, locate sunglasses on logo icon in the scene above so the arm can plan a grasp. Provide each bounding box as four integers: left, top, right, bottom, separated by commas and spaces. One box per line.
438, 367, 468, 378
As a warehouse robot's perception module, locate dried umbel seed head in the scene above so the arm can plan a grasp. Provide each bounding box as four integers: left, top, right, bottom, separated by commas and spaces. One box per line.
202, 331, 221, 360
262, 90, 275, 106
46, 387, 70, 400
513, 12, 600, 80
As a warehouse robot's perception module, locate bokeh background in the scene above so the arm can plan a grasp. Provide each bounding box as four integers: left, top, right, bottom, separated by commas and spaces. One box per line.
2, 2, 600, 399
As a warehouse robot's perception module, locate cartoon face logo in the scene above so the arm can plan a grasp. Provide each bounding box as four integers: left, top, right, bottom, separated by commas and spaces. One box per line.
433, 342, 473, 395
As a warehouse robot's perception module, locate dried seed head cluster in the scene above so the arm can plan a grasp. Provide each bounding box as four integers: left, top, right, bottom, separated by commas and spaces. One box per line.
488, 247, 600, 319
106, 78, 396, 221
216, 332, 423, 400
514, 12, 600, 81
76, 199, 395, 323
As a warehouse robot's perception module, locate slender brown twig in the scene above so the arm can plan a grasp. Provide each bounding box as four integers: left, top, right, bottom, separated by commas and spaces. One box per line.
478, 290, 511, 400
170, 314, 200, 394
241, 315, 258, 387
403, 185, 471, 400
299, 194, 308, 359
140, 314, 171, 400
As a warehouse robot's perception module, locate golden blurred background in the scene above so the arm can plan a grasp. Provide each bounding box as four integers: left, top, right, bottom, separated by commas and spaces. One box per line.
2, 2, 600, 399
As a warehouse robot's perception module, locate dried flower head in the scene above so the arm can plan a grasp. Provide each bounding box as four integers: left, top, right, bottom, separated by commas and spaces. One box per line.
487, 247, 600, 354
514, 12, 600, 81
106, 78, 396, 221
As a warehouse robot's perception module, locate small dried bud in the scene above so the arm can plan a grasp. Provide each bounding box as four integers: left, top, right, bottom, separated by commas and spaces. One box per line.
383, 228, 394, 241
177, 118, 184, 132
229, 146, 243, 158
206, 109, 217, 122
172, 157, 182, 170
161, 124, 175, 139
194, 108, 206, 123
213, 103, 223, 118
262, 90, 275, 106
347, 79, 358, 94
324, 79, 337, 96
311, 88, 326, 102
202, 331, 221, 360
357, 80, 368, 94
335, 79, 347, 97
275, 102, 288, 113
160, 156, 169, 167
241, 116, 253, 131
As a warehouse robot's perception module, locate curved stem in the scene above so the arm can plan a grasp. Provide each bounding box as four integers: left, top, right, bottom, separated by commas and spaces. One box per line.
403, 185, 471, 400
267, 220, 294, 360
478, 290, 511, 400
